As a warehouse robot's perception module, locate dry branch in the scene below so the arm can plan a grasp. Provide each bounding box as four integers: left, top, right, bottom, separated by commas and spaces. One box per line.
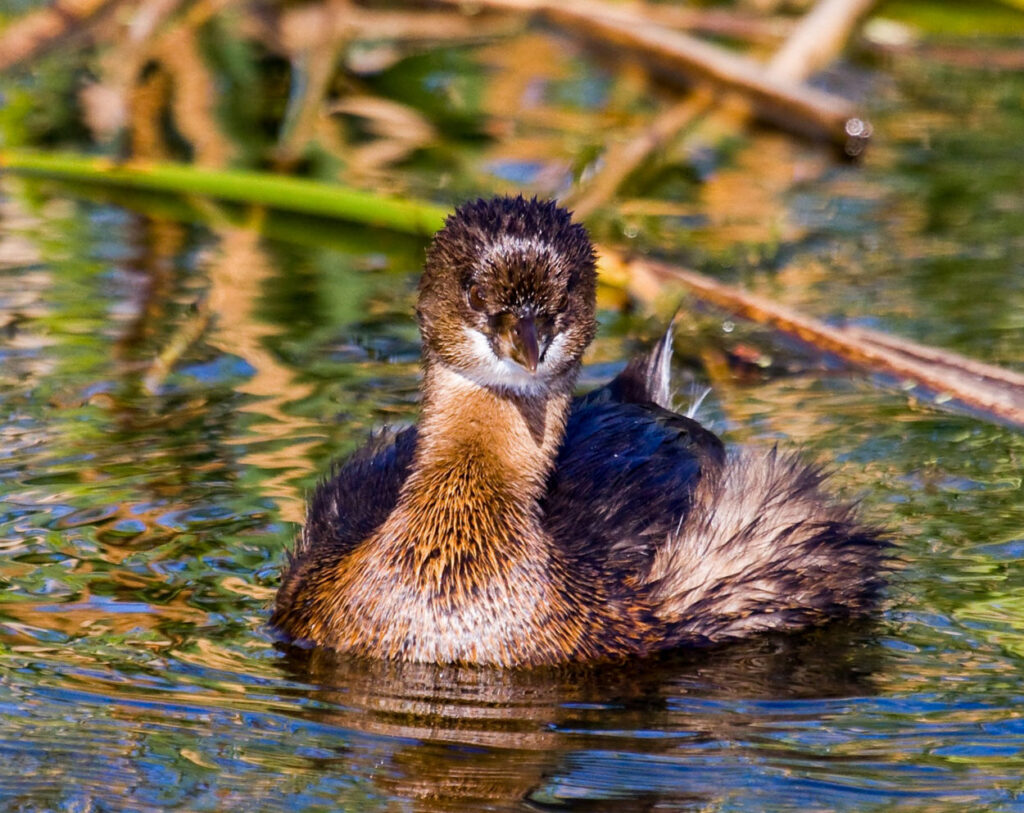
845, 327, 1024, 391
766, 0, 876, 82
632, 255, 1024, 427
567, 90, 716, 219
434, 0, 869, 148
568, 0, 876, 218
640, 5, 793, 45
275, 1, 518, 54
556, 8, 863, 146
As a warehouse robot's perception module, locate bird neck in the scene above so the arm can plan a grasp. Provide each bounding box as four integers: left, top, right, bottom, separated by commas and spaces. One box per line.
421, 362, 571, 498
386, 361, 574, 556
334, 359, 589, 666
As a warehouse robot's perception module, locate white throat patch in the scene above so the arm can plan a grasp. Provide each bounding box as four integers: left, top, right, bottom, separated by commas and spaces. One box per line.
458, 327, 570, 396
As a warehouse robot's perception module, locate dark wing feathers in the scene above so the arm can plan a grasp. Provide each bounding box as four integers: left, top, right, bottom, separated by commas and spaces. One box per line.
277, 426, 418, 620
543, 352, 723, 572
297, 425, 417, 561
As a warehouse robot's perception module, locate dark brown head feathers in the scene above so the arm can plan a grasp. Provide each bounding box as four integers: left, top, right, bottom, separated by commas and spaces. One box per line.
423, 196, 595, 303
417, 196, 597, 379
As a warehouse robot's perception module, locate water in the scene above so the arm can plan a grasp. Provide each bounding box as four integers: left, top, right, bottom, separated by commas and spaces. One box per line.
3, 8, 1024, 811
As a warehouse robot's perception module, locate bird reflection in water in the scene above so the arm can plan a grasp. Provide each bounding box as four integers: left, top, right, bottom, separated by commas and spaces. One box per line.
277, 623, 882, 811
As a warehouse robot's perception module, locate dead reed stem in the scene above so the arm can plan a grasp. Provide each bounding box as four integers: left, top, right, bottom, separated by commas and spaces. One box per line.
434, 0, 868, 147
634, 256, 1024, 427
568, 0, 876, 218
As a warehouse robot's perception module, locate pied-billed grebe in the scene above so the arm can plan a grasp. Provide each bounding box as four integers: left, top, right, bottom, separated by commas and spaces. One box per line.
272, 196, 885, 667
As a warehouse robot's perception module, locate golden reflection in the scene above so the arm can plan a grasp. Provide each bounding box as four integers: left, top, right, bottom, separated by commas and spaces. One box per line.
116, 217, 185, 356
4, 589, 207, 645
0, 191, 47, 268
0, 192, 57, 387
700, 131, 825, 249
703, 367, 878, 448
277, 626, 882, 810
203, 224, 320, 524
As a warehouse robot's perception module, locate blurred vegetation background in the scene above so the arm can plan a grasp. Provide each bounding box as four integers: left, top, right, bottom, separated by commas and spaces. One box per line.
4, 0, 1021, 224
4, 0, 1024, 424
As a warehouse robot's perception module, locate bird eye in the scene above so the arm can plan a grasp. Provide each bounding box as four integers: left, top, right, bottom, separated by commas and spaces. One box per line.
468, 284, 487, 312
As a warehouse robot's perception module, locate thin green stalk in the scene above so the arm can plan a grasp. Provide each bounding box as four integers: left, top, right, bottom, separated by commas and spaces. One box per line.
0, 149, 449, 235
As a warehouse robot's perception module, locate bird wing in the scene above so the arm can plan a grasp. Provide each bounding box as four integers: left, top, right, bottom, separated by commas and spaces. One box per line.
292, 426, 418, 565
543, 331, 724, 575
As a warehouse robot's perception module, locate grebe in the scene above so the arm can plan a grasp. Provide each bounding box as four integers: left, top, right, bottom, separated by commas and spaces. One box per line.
272, 196, 885, 666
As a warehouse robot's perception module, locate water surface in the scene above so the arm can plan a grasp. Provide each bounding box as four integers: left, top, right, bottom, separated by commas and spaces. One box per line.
2, 10, 1024, 811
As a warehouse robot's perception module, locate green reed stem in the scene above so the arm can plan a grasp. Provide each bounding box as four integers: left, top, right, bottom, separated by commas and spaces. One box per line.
0, 149, 449, 235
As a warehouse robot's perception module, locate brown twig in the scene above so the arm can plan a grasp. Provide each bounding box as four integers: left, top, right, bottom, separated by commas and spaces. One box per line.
631, 255, 1024, 427
567, 90, 716, 219
640, 5, 794, 45
273, 1, 518, 52
434, 0, 869, 148
567, 0, 876, 218
766, 0, 876, 82
560, 10, 862, 145
845, 327, 1024, 391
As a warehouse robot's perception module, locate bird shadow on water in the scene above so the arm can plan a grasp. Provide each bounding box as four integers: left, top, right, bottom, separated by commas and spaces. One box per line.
276, 622, 885, 811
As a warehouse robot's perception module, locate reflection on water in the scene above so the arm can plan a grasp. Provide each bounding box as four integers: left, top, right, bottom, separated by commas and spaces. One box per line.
2, 175, 1024, 809
280, 628, 882, 811
3, 13, 1024, 811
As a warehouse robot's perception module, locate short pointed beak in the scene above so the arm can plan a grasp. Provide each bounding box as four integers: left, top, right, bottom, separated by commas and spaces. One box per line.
511, 315, 540, 373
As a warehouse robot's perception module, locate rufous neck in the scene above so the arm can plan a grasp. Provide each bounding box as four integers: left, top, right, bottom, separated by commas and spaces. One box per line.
366, 360, 575, 596
410, 362, 572, 502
